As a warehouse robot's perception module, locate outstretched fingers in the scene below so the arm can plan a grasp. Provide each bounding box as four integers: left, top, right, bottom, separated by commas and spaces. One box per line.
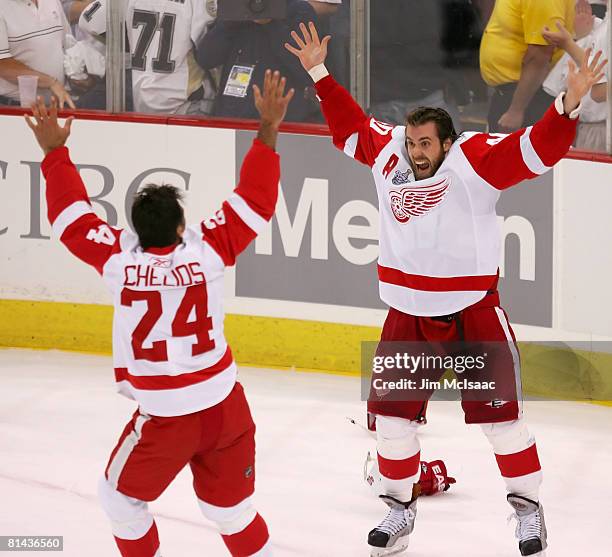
299, 22, 312, 45
284, 42, 300, 56
268, 70, 281, 99
253, 83, 263, 106
308, 21, 320, 44
589, 49, 602, 72
590, 52, 608, 78
283, 88, 295, 107
276, 75, 287, 99
290, 30, 306, 50
37, 96, 49, 121
263, 68, 273, 97
63, 116, 74, 135
24, 115, 37, 131
49, 96, 59, 123
581, 47, 593, 73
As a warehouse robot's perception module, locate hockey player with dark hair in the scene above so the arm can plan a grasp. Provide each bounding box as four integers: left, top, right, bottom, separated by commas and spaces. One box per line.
25, 69, 294, 557
286, 21, 606, 557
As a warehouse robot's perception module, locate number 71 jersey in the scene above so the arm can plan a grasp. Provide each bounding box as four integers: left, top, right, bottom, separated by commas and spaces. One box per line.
126, 0, 214, 113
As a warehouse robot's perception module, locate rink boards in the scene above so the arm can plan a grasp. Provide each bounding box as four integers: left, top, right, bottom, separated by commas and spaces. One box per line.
0, 112, 612, 401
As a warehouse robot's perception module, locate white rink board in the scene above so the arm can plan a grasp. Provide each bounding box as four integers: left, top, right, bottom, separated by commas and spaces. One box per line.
1, 112, 612, 341
0, 349, 610, 556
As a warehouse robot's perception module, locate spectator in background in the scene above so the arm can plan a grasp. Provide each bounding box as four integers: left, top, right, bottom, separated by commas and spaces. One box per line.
0, 0, 75, 108
196, 0, 322, 122
543, 8, 609, 151
127, 0, 216, 114
480, 0, 575, 132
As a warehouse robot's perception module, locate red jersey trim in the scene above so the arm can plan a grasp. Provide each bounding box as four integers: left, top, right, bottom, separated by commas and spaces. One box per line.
114, 346, 233, 391
378, 265, 498, 293
144, 243, 179, 255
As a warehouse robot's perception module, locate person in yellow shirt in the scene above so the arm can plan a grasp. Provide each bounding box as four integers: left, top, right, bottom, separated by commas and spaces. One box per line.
480, 0, 575, 132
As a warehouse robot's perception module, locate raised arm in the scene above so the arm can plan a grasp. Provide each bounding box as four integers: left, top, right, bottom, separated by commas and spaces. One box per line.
542, 21, 587, 67
201, 70, 294, 266
285, 21, 395, 167
26, 97, 121, 274
462, 49, 607, 190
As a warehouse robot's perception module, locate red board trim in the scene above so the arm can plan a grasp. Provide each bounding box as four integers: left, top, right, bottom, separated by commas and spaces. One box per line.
1, 106, 610, 161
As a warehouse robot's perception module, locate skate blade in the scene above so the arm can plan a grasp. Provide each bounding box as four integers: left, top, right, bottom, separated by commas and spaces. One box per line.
369, 536, 409, 556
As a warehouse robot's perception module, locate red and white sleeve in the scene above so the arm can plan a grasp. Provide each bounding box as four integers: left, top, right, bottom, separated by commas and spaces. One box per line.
42, 147, 122, 274
460, 93, 579, 190
312, 67, 394, 167
201, 138, 280, 266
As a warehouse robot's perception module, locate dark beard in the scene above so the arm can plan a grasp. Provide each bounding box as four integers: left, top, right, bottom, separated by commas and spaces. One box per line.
409, 154, 445, 180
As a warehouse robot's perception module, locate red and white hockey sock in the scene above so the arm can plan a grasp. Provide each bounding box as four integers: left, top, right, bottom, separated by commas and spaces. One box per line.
114, 522, 160, 557
376, 415, 421, 502
481, 420, 542, 502
221, 513, 270, 557
495, 442, 542, 501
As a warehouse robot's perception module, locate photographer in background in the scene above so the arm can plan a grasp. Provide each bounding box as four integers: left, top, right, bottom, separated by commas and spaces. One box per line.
197, 0, 323, 122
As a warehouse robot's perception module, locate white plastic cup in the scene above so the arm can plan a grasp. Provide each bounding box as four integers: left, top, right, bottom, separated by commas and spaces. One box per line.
17, 75, 39, 108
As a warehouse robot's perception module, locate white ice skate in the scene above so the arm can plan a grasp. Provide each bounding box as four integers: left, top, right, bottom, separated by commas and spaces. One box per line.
507, 494, 548, 556
368, 495, 417, 556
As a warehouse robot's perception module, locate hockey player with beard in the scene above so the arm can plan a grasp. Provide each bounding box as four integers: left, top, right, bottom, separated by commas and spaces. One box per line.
286, 21, 607, 557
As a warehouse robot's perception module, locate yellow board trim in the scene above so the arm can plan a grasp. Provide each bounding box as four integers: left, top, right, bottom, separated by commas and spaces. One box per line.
1, 299, 611, 407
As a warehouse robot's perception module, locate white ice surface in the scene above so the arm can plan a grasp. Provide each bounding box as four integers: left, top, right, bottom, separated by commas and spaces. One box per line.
0, 349, 610, 556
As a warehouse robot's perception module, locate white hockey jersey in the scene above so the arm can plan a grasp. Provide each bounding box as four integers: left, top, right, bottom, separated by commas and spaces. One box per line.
79, 0, 214, 113
127, 0, 214, 113
314, 71, 579, 316
42, 139, 279, 416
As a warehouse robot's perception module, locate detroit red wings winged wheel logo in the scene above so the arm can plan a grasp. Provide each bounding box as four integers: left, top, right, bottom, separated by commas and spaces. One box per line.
389, 177, 451, 223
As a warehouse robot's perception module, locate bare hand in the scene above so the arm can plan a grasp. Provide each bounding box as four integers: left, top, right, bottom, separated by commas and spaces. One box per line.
25, 96, 74, 155
564, 47, 608, 112
497, 108, 524, 132
574, 0, 594, 39
285, 21, 331, 71
50, 79, 76, 109
542, 21, 573, 50
253, 69, 295, 128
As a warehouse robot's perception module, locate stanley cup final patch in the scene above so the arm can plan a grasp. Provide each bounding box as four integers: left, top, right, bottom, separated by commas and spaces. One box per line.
389, 176, 451, 224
